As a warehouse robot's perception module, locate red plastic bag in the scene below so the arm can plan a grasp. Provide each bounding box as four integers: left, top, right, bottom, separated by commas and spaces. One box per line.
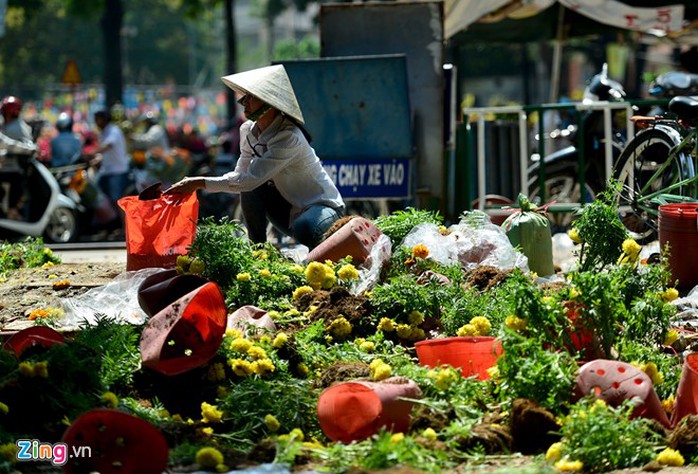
118, 189, 199, 271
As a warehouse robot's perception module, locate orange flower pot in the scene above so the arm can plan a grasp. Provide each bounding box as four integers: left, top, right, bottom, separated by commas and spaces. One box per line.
414, 336, 502, 380
317, 377, 422, 443
671, 352, 698, 428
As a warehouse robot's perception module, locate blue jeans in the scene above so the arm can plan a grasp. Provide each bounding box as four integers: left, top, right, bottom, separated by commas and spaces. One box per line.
98, 172, 130, 205
241, 182, 342, 248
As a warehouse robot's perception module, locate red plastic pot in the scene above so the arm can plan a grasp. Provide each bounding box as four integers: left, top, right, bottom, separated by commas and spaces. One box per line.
659, 203, 698, 290
317, 377, 422, 443
671, 352, 698, 428
414, 336, 502, 380
3, 326, 65, 357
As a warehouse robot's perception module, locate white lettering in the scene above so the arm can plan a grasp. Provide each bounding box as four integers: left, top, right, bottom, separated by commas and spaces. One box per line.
383, 163, 405, 185
367, 164, 382, 185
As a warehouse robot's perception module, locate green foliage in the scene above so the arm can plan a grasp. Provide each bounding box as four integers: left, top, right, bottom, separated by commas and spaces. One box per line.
496, 333, 578, 414
273, 36, 320, 60
373, 207, 443, 245
616, 340, 683, 400
0, 238, 60, 278
572, 188, 628, 272
556, 398, 661, 472
369, 274, 442, 322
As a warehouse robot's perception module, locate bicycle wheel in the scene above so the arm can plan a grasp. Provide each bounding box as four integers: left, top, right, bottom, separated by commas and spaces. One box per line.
614, 126, 689, 244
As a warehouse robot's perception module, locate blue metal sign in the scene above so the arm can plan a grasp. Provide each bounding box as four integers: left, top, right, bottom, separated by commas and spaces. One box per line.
322, 158, 411, 199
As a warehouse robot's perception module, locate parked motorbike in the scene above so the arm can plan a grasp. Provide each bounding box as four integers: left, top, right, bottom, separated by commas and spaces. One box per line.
527, 64, 629, 230
646, 70, 698, 116
0, 152, 79, 243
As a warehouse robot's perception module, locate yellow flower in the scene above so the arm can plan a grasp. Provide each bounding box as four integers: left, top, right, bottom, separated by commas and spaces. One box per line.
470, 316, 491, 335
201, 427, 214, 436
505, 315, 527, 331
410, 327, 426, 341
264, 414, 281, 432
622, 238, 641, 257
225, 328, 242, 338
0, 443, 18, 462
396, 324, 413, 339
408, 310, 424, 326
457, 323, 478, 337
662, 396, 675, 414
412, 243, 430, 259
486, 366, 500, 379
195, 447, 224, 469
272, 333, 288, 348
297, 363, 309, 377
305, 261, 330, 289
101, 391, 119, 409
18, 361, 35, 377
568, 288, 580, 300
642, 362, 664, 386
247, 345, 267, 360
252, 249, 269, 260
215, 464, 228, 473
377, 317, 395, 332
328, 316, 352, 338
554, 458, 584, 471
568, 228, 582, 244
545, 442, 563, 462
422, 428, 437, 441
28, 308, 49, 321
252, 358, 276, 376
656, 447, 684, 467
236, 272, 252, 282
359, 341, 376, 352
0, 402, 8, 415
337, 264, 359, 281
429, 368, 458, 390
661, 288, 679, 303
206, 362, 226, 382
370, 361, 392, 381
258, 268, 272, 278
201, 402, 223, 424
33, 361, 49, 378
664, 329, 679, 346
230, 338, 253, 353
290, 264, 304, 274
293, 285, 314, 300
228, 358, 253, 377
390, 432, 405, 443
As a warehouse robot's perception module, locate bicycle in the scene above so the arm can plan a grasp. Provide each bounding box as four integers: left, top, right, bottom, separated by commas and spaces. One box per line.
614, 95, 698, 244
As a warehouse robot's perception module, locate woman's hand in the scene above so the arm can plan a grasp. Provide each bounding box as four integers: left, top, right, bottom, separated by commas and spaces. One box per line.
164, 177, 205, 195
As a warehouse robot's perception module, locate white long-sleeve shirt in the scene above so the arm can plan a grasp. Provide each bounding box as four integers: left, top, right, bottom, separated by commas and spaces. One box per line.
205, 115, 344, 221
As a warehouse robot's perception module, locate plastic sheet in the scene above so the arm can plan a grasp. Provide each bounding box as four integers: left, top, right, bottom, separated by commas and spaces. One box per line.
402, 211, 528, 273
58, 268, 162, 330
352, 233, 392, 295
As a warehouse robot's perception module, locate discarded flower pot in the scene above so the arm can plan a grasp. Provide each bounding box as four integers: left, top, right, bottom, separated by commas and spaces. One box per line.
575, 359, 670, 428
228, 305, 277, 333
137, 268, 208, 317
317, 377, 422, 443
414, 336, 502, 380
62, 408, 168, 474
671, 352, 698, 428
140, 281, 227, 376
306, 216, 383, 264
3, 326, 65, 357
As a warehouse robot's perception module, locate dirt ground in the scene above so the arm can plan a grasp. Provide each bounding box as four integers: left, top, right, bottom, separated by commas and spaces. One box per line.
0, 261, 125, 332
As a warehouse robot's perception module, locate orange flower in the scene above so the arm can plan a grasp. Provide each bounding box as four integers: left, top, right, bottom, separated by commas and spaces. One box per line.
28, 309, 49, 321
52, 280, 71, 290
412, 244, 430, 259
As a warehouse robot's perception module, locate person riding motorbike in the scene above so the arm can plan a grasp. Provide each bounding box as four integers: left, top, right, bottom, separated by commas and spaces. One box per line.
0, 96, 33, 143
50, 112, 83, 168
130, 111, 170, 155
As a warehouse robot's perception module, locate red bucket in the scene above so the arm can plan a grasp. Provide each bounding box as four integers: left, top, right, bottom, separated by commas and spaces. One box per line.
414, 336, 502, 380
659, 203, 698, 290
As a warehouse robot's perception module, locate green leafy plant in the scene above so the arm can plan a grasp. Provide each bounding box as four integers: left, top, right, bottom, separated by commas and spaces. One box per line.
373, 207, 443, 245
0, 237, 60, 278
551, 397, 662, 472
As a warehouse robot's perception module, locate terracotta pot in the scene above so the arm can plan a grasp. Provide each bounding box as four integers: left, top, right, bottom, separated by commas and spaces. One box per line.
317, 377, 422, 443
414, 336, 502, 380
575, 359, 670, 428
671, 352, 698, 428
140, 281, 227, 376
137, 269, 208, 317
306, 217, 383, 264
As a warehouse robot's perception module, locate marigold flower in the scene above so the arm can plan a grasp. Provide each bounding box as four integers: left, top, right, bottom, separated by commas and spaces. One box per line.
359, 341, 375, 352
486, 366, 500, 379
568, 228, 582, 244
100, 391, 119, 409
396, 323, 413, 339
201, 427, 214, 436
390, 432, 405, 443
0, 402, 8, 415
554, 458, 583, 471
201, 402, 223, 423
252, 358, 276, 376
236, 272, 251, 282
28, 308, 49, 321
470, 316, 491, 335
225, 328, 242, 338
228, 358, 253, 377
661, 288, 679, 303
410, 327, 426, 341
422, 427, 437, 441
377, 317, 395, 332
505, 315, 527, 331
293, 285, 314, 300
328, 316, 352, 338
305, 261, 330, 289
272, 333, 288, 348
18, 361, 35, 377
412, 243, 430, 259
264, 414, 281, 432
662, 396, 675, 414
371, 362, 392, 381
230, 337, 253, 353
545, 442, 563, 462
290, 264, 304, 274
247, 345, 268, 360
33, 361, 49, 378
664, 329, 679, 346
289, 428, 305, 441
430, 368, 458, 390
457, 324, 478, 337
206, 362, 226, 382
656, 447, 684, 467
258, 268, 272, 278
337, 264, 359, 281
252, 250, 269, 260
195, 447, 224, 469
622, 239, 641, 257
408, 310, 424, 326
52, 280, 71, 290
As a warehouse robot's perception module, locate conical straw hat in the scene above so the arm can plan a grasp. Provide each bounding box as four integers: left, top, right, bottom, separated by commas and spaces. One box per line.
221, 65, 304, 124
